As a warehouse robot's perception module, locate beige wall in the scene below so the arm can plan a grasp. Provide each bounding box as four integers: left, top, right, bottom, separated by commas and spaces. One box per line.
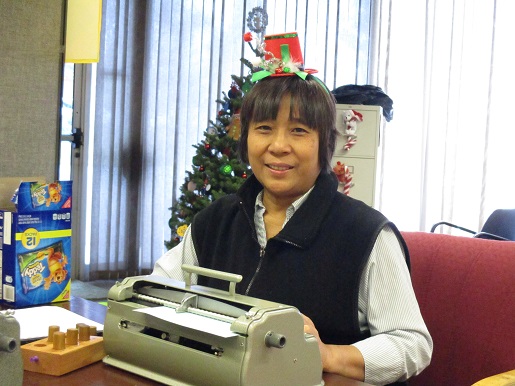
0, 0, 65, 183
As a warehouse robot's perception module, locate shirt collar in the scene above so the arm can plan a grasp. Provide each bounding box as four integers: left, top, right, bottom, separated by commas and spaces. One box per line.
255, 186, 315, 223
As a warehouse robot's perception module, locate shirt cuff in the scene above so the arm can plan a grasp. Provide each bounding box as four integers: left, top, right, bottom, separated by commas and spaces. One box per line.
352, 336, 405, 385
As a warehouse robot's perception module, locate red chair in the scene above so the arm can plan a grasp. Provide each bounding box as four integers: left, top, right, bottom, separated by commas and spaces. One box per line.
402, 232, 515, 386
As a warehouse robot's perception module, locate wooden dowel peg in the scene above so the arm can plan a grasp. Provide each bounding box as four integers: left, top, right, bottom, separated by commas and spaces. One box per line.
47, 325, 60, 342
66, 328, 78, 345
52, 331, 66, 350
78, 324, 90, 341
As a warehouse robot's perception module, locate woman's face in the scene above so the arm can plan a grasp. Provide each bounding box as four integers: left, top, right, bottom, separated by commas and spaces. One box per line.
247, 96, 321, 205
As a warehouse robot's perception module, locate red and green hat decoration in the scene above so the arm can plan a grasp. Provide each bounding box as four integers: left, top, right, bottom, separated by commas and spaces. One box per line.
249, 32, 318, 82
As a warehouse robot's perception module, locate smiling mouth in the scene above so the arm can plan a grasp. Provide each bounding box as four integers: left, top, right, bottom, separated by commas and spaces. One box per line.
267, 164, 292, 171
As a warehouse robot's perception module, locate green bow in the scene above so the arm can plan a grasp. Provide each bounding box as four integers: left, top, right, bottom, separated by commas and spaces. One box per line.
251, 43, 309, 82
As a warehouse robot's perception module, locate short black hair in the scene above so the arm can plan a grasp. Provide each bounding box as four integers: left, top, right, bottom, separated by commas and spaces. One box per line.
239, 75, 337, 173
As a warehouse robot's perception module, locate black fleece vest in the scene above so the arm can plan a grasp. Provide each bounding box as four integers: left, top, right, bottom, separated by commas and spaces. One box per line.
192, 172, 409, 348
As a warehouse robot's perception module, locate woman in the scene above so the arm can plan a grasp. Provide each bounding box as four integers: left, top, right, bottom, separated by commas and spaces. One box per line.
154, 75, 432, 386
155, 31, 431, 385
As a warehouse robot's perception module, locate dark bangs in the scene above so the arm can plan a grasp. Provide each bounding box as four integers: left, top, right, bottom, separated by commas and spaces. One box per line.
239, 75, 337, 173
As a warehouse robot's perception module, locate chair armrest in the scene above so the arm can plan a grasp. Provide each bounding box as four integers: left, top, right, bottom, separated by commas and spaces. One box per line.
429, 221, 475, 234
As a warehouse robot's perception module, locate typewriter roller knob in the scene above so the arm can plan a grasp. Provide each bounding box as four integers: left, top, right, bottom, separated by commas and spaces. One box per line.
265, 331, 286, 348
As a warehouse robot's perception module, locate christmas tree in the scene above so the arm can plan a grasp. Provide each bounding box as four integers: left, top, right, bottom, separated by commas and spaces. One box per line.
165, 67, 253, 249
165, 7, 268, 250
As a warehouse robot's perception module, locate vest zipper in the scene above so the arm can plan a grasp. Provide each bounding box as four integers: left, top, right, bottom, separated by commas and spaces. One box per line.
245, 247, 265, 295
238, 200, 303, 295
275, 237, 302, 249
239, 200, 267, 296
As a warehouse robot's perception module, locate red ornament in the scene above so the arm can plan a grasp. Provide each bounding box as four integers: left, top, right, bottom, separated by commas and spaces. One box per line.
242, 172, 247, 179
243, 32, 253, 42
199, 165, 205, 172
275, 67, 284, 74
205, 143, 211, 150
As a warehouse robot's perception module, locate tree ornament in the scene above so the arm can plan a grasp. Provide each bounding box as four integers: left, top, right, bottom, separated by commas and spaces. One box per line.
204, 178, 211, 192
199, 165, 205, 172
176, 224, 188, 237
205, 143, 211, 150
228, 83, 239, 98
242, 172, 247, 179
187, 180, 197, 191
220, 164, 233, 175
227, 114, 241, 140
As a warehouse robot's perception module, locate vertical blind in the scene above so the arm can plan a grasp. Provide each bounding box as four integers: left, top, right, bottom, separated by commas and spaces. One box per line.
80, 0, 375, 279
372, 0, 515, 232
79, 0, 514, 280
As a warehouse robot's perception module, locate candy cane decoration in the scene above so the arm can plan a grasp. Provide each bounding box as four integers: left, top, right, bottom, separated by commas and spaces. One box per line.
342, 109, 363, 152
344, 136, 357, 151
333, 161, 354, 196
342, 165, 353, 195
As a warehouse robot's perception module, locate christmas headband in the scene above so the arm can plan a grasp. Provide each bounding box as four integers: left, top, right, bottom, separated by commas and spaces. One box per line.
248, 32, 318, 82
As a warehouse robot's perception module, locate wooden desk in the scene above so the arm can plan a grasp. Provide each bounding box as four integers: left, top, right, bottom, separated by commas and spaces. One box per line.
19, 297, 372, 386
472, 369, 515, 386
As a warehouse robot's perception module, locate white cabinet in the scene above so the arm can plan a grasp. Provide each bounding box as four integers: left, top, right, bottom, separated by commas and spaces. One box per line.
331, 104, 381, 207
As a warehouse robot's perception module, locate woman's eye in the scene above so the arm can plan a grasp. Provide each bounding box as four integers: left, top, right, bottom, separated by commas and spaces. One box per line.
292, 127, 308, 133
255, 125, 271, 131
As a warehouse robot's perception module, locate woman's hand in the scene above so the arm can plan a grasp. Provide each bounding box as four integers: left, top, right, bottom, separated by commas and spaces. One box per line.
303, 314, 330, 368
302, 314, 366, 381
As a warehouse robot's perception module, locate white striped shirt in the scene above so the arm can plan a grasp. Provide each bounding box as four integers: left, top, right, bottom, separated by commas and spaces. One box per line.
153, 190, 433, 385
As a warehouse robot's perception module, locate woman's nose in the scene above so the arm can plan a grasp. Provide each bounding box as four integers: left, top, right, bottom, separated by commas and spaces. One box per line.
268, 130, 291, 153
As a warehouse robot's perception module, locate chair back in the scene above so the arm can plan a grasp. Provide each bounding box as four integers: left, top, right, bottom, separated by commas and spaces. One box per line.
402, 232, 515, 386
478, 208, 515, 241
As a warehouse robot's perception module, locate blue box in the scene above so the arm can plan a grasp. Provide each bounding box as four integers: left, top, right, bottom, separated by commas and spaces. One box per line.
0, 180, 72, 307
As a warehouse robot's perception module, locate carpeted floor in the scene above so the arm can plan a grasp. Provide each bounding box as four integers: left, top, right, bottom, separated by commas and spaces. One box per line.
71, 280, 117, 301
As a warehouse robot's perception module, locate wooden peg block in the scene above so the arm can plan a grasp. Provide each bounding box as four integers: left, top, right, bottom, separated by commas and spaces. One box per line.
21, 324, 105, 376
